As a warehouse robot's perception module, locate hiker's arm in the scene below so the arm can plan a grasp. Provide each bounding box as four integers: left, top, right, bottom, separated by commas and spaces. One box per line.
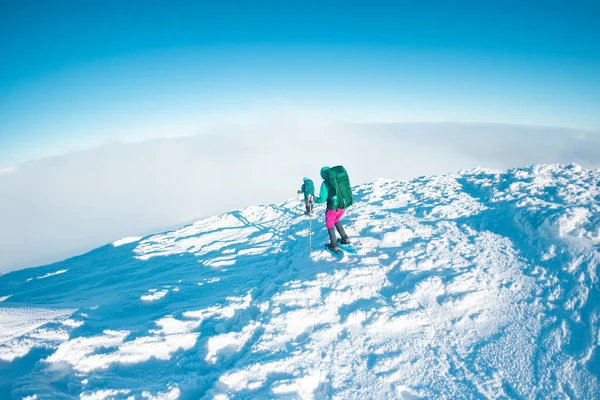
313, 182, 328, 204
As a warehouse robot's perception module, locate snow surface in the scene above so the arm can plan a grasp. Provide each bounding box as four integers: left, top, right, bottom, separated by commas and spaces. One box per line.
0, 307, 75, 362
140, 288, 170, 302
24, 269, 68, 282
0, 163, 599, 399
113, 237, 142, 247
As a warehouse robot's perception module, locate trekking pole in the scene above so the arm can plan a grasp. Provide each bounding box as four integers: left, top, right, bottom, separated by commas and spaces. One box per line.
348, 212, 363, 247
309, 212, 312, 252
308, 194, 313, 252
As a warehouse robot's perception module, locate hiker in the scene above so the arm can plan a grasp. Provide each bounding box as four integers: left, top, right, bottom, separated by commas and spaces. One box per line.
297, 177, 315, 215
313, 166, 354, 253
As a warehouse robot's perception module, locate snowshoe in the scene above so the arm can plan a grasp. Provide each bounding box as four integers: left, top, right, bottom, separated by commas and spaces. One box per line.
324, 244, 344, 258
337, 239, 357, 254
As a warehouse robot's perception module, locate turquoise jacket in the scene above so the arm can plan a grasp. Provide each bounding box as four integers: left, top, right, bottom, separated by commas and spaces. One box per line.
314, 166, 331, 208
299, 177, 315, 199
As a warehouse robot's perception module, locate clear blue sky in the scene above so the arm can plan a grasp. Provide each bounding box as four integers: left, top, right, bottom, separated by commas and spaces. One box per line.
1, 0, 599, 166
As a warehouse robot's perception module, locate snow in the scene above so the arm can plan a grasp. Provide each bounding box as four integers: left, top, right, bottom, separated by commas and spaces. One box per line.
0, 163, 599, 399
61, 318, 85, 328
25, 269, 68, 282
113, 236, 142, 247
141, 386, 180, 400
205, 322, 260, 363
80, 389, 131, 400
140, 289, 169, 302
0, 307, 76, 362
198, 277, 220, 286
134, 214, 260, 261
45, 322, 199, 373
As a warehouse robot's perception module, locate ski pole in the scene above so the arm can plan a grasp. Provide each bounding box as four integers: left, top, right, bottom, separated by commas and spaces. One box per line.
309, 195, 313, 252
309, 212, 312, 252
348, 214, 363, 247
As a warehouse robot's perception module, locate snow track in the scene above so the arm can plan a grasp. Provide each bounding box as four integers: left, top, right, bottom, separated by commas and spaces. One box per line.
0, 163, 598, 399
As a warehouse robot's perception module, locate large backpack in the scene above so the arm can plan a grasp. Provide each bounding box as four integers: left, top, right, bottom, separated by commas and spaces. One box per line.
304, 179, 315, 196
324, 165, 355, 209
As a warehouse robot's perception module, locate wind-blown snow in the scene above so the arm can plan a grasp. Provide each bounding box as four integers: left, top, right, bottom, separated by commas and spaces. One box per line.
112, 236, 142, 247
140, 288, 169, 302
25, 269, 68, 282
0, 307, 76, 362
0, 163, 598, 399
79, 389, 131, 400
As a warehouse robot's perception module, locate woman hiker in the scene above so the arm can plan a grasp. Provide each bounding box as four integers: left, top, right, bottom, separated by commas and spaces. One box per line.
313, 166, 353, 253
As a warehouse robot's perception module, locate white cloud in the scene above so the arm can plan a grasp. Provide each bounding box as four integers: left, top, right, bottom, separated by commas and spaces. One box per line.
0, 119, 599, 273
0, 166, 15, 175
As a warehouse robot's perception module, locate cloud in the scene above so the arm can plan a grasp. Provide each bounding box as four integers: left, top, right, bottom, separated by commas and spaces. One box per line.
0, 120, 599, 273
0, 167, 16, 175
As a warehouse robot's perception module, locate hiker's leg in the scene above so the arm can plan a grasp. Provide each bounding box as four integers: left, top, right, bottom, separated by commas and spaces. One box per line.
327, 228, 338, 250
335, 221, 349, 244
325, 209, 336, 229
325, 209, 339, 249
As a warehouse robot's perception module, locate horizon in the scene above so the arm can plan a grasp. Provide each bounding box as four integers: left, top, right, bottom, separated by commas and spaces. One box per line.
1, 121, 600, 273
1, 120, 599, 170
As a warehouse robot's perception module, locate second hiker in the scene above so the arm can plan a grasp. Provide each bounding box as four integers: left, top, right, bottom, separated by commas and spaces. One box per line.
313, 165, 355, 253
297, 177, 315, 215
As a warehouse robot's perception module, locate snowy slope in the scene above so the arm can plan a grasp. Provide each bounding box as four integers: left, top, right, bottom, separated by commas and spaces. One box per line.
0, 163, 599, 399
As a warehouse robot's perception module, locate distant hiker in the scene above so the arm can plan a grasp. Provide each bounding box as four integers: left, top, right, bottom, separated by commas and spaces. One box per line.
297, 177, 315, 215
313, 166, 355, 253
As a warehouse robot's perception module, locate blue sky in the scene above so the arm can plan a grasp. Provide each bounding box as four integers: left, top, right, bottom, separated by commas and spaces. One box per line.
1, 0, 599, 166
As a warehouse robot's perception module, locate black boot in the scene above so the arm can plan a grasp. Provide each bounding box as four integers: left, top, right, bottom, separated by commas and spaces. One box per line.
335, 222, 350, 244
327, 228, 339, 251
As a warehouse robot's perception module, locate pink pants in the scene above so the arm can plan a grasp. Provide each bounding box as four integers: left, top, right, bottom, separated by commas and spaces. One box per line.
325, 209, 345, 229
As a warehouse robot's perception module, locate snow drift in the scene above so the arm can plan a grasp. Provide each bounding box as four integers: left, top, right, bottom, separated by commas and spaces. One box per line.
0, 163, 599, 399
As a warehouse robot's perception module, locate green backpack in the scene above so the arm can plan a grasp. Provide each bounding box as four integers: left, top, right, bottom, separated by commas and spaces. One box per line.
325, 165, 355, 209
304, 179, 315, 196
